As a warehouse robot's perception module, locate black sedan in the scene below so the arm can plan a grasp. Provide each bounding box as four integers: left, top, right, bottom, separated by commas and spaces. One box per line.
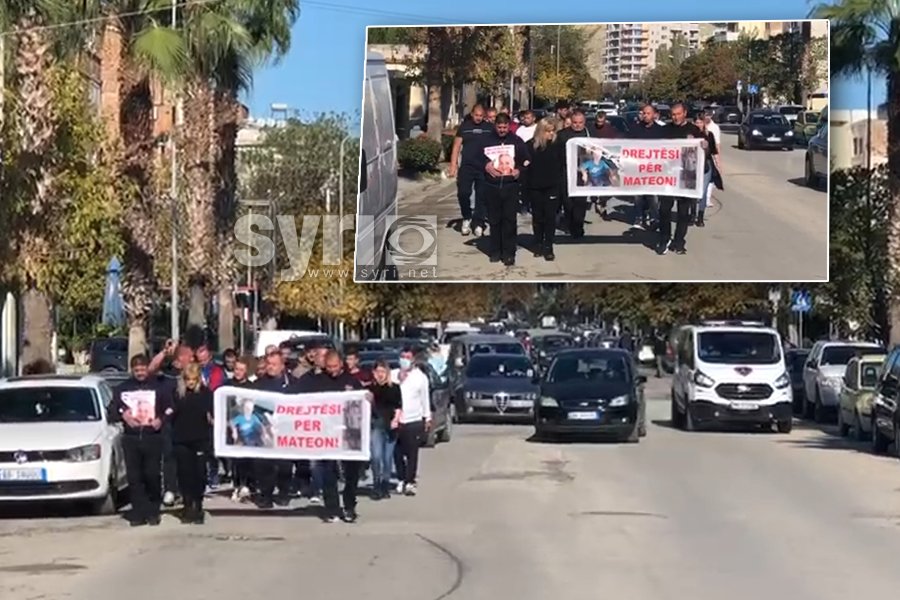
738, 111, 795, 150
535, 349, 647, 442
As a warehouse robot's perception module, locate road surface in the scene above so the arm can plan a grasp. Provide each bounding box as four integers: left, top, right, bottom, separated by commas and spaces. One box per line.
3, 375, 899, 600
394, 129, 827, 282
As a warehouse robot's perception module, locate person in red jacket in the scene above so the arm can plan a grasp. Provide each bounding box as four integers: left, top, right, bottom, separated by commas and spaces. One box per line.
196, 343, 226, 391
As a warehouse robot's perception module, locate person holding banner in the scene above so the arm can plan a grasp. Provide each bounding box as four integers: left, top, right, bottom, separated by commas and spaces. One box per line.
393, 347, 432, 496
171, 363, 214, 524
369, 360, 402, 500
658, 103, 704, 255
557, 110, 593, 239
629, 104, 665, 230
482, 112, 531, 266
252, 351, 299, 509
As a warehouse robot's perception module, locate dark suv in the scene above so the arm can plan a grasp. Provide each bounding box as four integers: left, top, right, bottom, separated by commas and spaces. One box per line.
89, 337, 166, 372
869, 345, 900, 456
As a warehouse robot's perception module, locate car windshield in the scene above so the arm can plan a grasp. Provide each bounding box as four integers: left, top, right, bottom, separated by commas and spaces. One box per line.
442, 331, 474, 343
466, 356, 533, 378
358, 351, 399, 363
821, 346, 880, 366
750, 114, 788, 127
469, 343, 525, 356
779, 106, 803, 115
804, 111, 819, 122
0, 387, 100, 423
860, 364, 881, 388
548, 355, 629, 383
697, 332, 781, 365
535, 336, 574, 350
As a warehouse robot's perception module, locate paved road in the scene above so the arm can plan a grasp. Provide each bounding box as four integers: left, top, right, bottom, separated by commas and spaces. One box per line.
4, 375, 900, 600
396, 129, 827, 282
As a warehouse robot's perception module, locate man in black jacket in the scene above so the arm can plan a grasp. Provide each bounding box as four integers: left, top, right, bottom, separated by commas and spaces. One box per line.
298, 350, 365, 523
251, 351, 299, 508
449, 105, 491, 237
659, 102, 704, 256
482, 113, 531, 266
629, 104, 666, 230
557, 110, 594, 238
111, 354, 173, 526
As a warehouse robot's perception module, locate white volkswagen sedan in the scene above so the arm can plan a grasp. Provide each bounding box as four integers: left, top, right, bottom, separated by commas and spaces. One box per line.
0, 374, 127, 514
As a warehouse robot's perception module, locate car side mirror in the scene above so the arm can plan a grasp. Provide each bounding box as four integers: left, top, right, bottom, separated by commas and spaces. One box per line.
635, 375, 647, 385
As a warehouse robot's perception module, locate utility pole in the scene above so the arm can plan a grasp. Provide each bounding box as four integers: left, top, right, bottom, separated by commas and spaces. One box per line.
528, 26, 534, 108
169, 0, 180, 342
508, 26, 515, 112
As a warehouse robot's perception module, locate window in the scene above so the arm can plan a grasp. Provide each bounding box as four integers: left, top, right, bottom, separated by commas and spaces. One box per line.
844, 361, 857, 389
821, 345, 881, 366
98, 383, 113, 408
696, 331, 781, 365
362, 80, 378, 159
548, 355, 629, 384
860, 364, 881, 388
0, 387, 101, 423
370, 74, 394, 148
465, 356, 533, 379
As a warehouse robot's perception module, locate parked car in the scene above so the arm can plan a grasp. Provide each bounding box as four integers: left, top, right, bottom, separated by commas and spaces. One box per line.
870, 345, 900, 454
535, 348, 646, 442
838, 353, 886, 440
802, 341, 884, 422
715, 105, 742, 124
0, 374, 127, 514
419, 361, 452, 447
776, 104, 805, 124
805, 123, 828, 188
792, 110, 820, 144
452, 353, 539, 423
89, 337, 167, 372
737, 111, 795, 150
529, 331, 576, 373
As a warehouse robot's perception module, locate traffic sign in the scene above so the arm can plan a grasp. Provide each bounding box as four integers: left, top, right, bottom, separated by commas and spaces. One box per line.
791, 290, 812, 313
748, 84, 759, 95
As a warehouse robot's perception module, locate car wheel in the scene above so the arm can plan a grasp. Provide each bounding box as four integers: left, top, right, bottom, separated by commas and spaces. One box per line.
685, 403, 697, 432
854, 411, 867, 442
737, 135, 745, 149
624, 421, 640, 443
802, 390, 815, 420
805, 156, 817, 187
837, 408, 850, 436
784, 145, 794, 151
91, 478, 118, 516
638, 420, 647, 437
670, 392, 683, 429
776, 419, 793, 434
813, 392, 828, 424
871, 416, 890, 454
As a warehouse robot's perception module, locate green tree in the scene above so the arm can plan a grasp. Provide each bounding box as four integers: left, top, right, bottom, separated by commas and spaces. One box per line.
678, 38, 745, 101
531, 25, 592, 102
814, 0, 900, 344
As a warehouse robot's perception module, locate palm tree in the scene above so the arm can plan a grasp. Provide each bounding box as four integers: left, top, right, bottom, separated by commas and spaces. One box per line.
1, 0, 81, 368
812, 1, 900, 343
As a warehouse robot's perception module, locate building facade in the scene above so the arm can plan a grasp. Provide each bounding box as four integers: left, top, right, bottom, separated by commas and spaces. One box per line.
830, 109, 887, 170
600, 22, 701, 85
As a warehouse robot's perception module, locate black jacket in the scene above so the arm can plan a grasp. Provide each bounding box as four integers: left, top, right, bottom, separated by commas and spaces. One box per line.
298, 371, 364, 393
527, 139, 565, 192
369, 382, 402, 428
252, 371, 298, 393
111, 377, 174, 436
629, 122, 666, 139
171, 387, 213, 445
481, 131, 530, 186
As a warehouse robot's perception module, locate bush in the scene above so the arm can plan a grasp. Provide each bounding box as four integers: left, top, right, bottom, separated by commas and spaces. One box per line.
398, 136, 443, 172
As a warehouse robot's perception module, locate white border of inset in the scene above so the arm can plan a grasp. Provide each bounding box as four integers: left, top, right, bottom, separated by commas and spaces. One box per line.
352, 19, 831, 284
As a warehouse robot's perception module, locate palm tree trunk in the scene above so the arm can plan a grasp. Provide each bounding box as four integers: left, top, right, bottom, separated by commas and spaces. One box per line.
887, 72, 900, 345
213, 89, 240, 350
217, 287, 235, 351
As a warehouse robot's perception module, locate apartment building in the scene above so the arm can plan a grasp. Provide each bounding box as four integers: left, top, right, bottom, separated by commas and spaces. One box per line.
601, 22, 700, 85
830, 109, 887, 170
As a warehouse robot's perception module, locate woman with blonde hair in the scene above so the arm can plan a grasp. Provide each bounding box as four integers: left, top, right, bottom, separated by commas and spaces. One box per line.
527, 117, 566, 261
171, 362, 214, 524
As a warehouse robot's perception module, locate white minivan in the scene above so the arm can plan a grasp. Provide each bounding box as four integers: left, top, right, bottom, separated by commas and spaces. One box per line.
355, 51, 399, 281
670, 322, 794, 433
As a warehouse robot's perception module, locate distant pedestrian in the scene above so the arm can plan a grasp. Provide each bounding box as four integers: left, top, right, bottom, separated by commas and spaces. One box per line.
368, 360, 402, 500
653, 329, 667, 378
392, 347, 432, 496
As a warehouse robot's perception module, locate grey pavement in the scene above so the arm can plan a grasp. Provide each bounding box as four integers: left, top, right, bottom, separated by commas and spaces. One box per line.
5, 374, 900, 599
396, 130, 827, 282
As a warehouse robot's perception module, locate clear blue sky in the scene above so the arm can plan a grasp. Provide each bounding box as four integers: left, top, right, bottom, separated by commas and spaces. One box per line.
242, 0, 880, 121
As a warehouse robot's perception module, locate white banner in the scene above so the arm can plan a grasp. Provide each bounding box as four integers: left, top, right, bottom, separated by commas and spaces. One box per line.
566, 138, 705, 198
213, 386, 371, 461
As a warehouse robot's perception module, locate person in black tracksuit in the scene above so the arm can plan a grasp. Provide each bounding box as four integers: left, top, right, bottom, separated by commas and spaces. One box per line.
527, 118, 566, 261
481, 112, 530, 266
449, 105, 491, 236
659, 102, 704, 255
557, 110, 593, 239
628, 105, 666, 230
297, 350, 364, 523
111, 354, 173, 526
587, 111, 621, 220
170, 362, 214, 524
252, 353, 299, 508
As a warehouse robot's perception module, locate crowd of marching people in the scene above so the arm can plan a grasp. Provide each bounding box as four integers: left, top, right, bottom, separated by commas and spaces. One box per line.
112, 339, 434, 527
448, 99, 724, 265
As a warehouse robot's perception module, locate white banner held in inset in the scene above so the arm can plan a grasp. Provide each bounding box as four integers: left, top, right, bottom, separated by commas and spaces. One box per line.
566, 138, 705, 198
213, 386, 371, 461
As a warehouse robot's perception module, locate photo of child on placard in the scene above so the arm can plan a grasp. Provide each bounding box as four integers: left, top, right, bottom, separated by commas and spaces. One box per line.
121, 390, 156, 426
228, 396, 274, 448
484, 144, 516, 175
576, 143, 620, 188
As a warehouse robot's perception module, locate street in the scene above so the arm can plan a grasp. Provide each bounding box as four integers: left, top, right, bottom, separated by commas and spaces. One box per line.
4, 375, 900, 600
397, 129, 827, 281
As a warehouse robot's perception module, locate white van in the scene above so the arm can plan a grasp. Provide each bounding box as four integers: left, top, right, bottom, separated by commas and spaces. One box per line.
670, 322, 793, 433
355, 51, 399, 282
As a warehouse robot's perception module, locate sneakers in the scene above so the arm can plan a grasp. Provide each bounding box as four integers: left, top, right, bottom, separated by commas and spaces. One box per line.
461, 219, 471, 236
404, 483, 417, 496
162, 491, 175, 507
473, 225, 484, 237
656, 239, 671, 256
489, 254, 501, 264
238, 486, 251, 500
308, 495, 323, 506
502, 257, 515, 267
631, 220, 645, 230
675, 245, 687, 255
395, 481, 406, 494
323, 514, 341, 524
342, 509, 358, 523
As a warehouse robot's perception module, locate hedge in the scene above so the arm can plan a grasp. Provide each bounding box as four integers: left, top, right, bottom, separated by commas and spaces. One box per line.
398, 136, 443, 172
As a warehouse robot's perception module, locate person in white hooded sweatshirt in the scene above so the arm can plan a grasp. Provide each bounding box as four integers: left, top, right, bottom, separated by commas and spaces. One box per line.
391, 346, 431, 496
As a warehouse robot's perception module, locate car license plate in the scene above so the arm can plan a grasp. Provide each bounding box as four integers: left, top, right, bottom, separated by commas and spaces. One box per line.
568, 411, 599, 420
767, 136, 781, 142
0, 468, 46, 481
730, 401, 758, 411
